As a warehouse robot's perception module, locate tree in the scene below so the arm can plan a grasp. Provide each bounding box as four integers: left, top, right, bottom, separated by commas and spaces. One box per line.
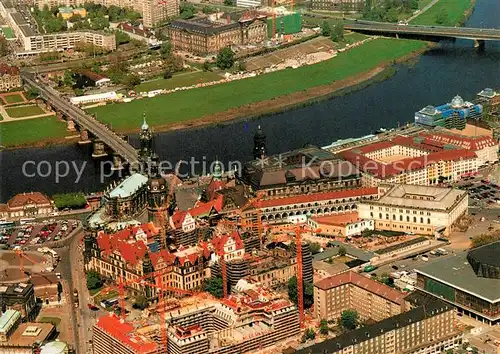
204, 277, 224, 298
471, 232, 500, 248
301, 328, 316, 343
202, 6, 214, 14
339, 310, 359, 331
224, 0, 233, 5
163, 70, 173, 79
123, 74, 141, 89
0, 37, 10, 57
216, 47, 235, 69
380, 273, 394, 287
160, 41, 173, 59
115, 31, 130, 45
202, 61, 210, 72
319, 319, 329, 335
237, 61, 246, 72
309, 242, 321, 255
321, 21, 331, 37
435, 9, 448, 25
133, 294, 148, 310
180, 3, 195, 19
330, 21, 344, 42
338, 246, 347, 257
86, 270, 102, 290
63, 71, 75, 87
26, 87, 40, 99
288, 276, 314, 309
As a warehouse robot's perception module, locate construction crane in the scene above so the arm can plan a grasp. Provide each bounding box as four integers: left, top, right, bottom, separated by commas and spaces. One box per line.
272, 0, 277, 38
236, 194, 265, 250
15, 249, 43, 276
270, 223, 320, 328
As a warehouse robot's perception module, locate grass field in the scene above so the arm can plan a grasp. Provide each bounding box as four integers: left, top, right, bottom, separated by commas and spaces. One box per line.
344, 32, 369, 44
1, 27, 14, 39
134, 71, 222, 92
89, 38, 427, 131
0, 116, 66, 147
418, 0, 434, 9
5, 105, 45, 118
410, 0, 473, 26
3, 94, 25, 104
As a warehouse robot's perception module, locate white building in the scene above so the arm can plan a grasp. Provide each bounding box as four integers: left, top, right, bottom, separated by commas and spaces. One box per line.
70, 91, 118, 106
358, 184, 468, 237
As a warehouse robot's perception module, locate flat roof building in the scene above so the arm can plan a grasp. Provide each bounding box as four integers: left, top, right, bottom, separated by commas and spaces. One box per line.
415, 242, 500, 325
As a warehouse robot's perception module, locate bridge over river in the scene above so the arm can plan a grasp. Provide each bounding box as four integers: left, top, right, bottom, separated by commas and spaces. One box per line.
22, 72, 140, 167
344, 21, 500, 46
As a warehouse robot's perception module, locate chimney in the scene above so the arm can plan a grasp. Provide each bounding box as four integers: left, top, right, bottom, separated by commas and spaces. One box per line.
227, 15, 230, 24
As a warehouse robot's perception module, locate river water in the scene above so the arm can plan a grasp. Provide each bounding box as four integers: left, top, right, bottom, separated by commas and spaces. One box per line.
1, 0, 499, 202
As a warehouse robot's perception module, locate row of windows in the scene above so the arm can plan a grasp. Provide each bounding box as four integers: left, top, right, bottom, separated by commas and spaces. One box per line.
371, 212, 432, 224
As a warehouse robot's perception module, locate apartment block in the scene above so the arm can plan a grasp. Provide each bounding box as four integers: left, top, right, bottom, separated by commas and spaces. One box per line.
314, 271, 406, 322
310, 0, 364, 12
296, 292, 462, 354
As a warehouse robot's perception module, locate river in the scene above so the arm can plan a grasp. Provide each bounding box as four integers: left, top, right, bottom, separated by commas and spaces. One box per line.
1, 0, 499, 203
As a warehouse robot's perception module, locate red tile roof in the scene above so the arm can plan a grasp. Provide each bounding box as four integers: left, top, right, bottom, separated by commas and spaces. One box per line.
97, 223, 159, 266
170, 210, 188, 229
420, 131, 497, 151
315, 271, 405, 304
206, 179, 225, 200
0, 64, 19, 76
211, 230, 244, 255
258, 187, 378, 208
190, 194, 223, 217
341, 147, 477, 179
356, 140, 394, 154
7, 192, 52, 208
96, 314, 158, 353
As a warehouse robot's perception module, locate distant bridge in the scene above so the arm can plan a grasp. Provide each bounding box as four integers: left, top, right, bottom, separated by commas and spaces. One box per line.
22, 72, 140, 166
344, 21, 500, 46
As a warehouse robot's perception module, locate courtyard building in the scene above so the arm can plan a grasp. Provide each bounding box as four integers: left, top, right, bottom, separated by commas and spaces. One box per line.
357, 184, 468, 237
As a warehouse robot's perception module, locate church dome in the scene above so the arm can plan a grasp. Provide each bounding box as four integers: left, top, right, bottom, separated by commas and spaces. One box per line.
141, 117, 149, 131
450, 95, 465, 108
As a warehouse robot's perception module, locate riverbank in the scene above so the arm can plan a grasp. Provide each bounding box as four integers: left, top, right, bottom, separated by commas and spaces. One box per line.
87, 38, 428, 134
410, 0, 474, 26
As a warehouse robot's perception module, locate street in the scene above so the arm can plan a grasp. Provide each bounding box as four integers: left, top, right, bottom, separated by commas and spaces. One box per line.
57, 230, 95, 354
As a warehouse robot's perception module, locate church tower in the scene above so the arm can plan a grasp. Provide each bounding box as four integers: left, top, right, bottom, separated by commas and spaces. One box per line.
253, 125, 267, 160
139, 114, 153, 159
147, 153, 168, 225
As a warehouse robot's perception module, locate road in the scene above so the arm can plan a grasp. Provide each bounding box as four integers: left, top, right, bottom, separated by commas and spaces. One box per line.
56, 230, 96, 354
22, 72, 140, 166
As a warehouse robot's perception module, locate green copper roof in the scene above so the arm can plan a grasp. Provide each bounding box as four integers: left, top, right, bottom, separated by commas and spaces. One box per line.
0, 310, 20, 333
108, 173, 148, 199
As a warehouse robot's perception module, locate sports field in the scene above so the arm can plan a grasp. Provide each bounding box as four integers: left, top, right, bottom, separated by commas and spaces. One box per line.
0, 116, 67, 147
2, 93, 25, 104
5, 105, 45, 118
410, 0, 473, 26
89, 38, 427, 132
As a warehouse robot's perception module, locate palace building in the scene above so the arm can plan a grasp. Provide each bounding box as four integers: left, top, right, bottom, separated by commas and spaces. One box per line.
0, 192, 55, 219
241, 127, 362, 198
167, 11, 267, 55
358, 184, 468, 237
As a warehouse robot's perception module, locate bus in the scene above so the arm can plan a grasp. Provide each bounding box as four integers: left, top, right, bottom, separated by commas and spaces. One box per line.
0, 220, 14, 228
20, 218, 36, 225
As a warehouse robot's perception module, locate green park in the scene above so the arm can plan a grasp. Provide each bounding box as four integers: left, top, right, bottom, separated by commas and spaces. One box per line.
0, 116, 67, 147
410, 0, 473, 26
88, 38, 426, 131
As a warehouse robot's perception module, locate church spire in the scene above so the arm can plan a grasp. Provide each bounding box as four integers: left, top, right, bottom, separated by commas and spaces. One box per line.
253, 125, 267, 160
141, 113, 149, 131
213, 159, 223, 180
